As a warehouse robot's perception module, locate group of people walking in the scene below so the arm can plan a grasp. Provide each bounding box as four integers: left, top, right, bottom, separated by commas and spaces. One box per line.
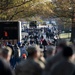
0, 39, 75, 75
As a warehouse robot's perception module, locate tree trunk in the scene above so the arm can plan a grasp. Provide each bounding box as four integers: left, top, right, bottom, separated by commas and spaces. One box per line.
71, 24, 75, 42
71, 8, 75, 42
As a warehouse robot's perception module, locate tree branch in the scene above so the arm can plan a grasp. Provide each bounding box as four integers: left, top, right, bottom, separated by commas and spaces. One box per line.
9, 10, 24, 20
0, 0, 32, 11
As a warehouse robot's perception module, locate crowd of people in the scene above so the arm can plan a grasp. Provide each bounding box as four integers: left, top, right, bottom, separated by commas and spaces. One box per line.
0, 39, 75, 75
0, 29, 75, 75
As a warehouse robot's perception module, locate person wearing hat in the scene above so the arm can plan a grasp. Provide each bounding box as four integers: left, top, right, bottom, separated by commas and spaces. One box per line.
22, 53, 27, 59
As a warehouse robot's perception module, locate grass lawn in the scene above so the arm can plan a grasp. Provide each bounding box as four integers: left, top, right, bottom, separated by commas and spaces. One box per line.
59, 33, 71, 39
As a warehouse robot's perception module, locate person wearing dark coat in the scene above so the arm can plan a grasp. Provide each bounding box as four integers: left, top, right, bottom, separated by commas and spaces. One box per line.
43, 40, 67, 75
0, 57, 15, 75
15, 45, 45, 75
50, 46, 75, 75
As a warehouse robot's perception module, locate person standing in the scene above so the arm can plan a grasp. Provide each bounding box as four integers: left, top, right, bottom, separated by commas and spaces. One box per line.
15, 46, 44, 75
0, 47, 15, 75
50, 46, 75, 75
